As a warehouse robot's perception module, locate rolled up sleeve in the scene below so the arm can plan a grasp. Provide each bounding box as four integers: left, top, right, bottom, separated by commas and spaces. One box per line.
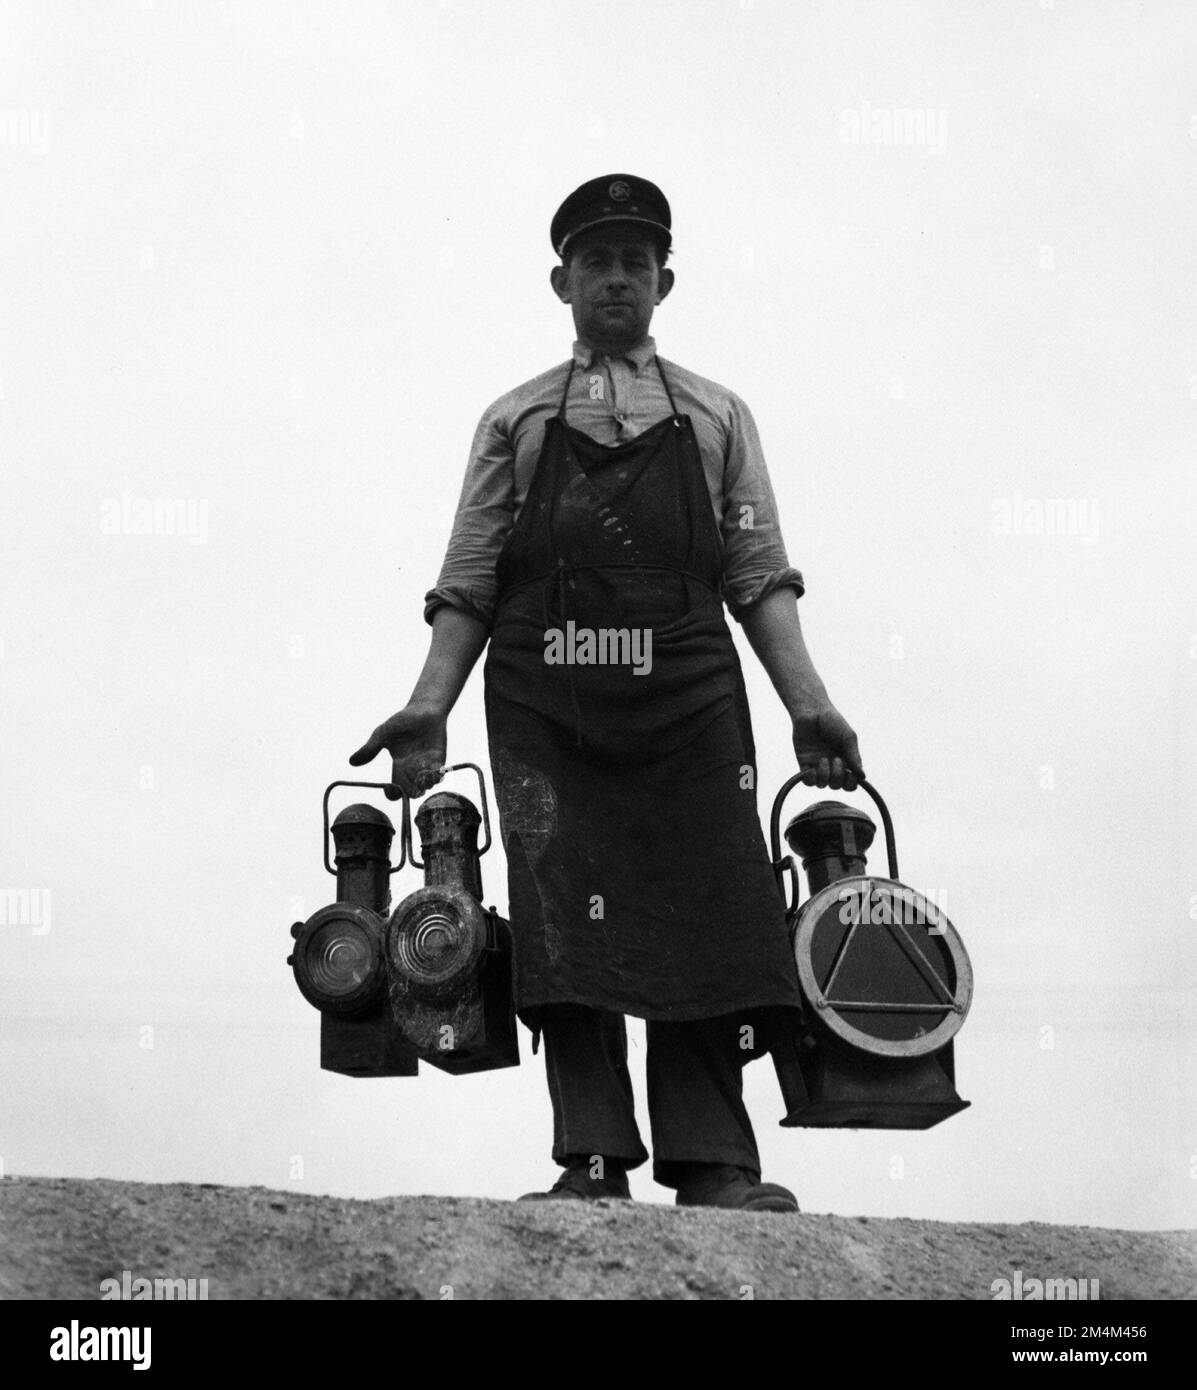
422, 407, 515, 629
718, 392, 805, 620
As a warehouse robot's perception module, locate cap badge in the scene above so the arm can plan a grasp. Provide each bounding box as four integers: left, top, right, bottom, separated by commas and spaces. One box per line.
608, 179, 631, 202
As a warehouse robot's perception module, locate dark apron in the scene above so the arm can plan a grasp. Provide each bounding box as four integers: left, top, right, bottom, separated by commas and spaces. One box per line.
483, 357, 803, 1024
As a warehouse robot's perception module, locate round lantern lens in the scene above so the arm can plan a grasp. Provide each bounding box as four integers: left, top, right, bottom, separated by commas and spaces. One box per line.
388, 889, 487, 994
292, 906, 385, 1017
308, 921, 373, 997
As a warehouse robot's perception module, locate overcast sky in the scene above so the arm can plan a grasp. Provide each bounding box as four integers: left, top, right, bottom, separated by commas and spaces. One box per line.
2, 0, 1194, 1231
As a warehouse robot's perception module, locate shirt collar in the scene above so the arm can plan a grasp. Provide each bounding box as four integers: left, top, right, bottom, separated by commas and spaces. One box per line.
572, 335, 657, 372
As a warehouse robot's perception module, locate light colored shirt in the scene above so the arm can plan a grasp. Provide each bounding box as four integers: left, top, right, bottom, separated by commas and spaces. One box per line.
423, 336, 804, 627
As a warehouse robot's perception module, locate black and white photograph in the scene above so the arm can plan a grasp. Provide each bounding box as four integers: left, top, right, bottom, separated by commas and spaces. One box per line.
2, 0, 1194, 1342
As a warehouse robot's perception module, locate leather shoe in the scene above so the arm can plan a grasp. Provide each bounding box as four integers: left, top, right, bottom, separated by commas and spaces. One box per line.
675, 1163, 799, 1213
518, 1157, 632, 1202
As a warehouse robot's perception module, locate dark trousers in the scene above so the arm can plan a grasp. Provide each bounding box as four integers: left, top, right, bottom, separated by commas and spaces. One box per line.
539, 1003, 761, 1188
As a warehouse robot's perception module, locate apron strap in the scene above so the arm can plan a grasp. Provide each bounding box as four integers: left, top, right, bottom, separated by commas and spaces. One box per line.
655, 355, 679, 416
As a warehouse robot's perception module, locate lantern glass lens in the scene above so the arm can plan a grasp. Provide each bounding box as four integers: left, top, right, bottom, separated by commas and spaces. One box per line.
808, 886, 957, 1042
291, 904, 387, 1017
388, 892, 486, 994
309, 921, 371, 995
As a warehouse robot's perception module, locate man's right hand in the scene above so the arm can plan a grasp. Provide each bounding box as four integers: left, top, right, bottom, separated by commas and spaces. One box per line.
349, 704, 448, 800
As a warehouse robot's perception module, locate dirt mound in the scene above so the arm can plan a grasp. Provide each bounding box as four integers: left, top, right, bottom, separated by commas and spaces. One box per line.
2, 1176, 1193, 1301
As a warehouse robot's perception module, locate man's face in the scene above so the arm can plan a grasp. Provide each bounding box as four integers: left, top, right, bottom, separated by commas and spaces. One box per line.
550, 226, 674, 352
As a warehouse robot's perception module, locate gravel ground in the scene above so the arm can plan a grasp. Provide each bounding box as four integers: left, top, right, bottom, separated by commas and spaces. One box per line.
2, 1175, 1193, 1301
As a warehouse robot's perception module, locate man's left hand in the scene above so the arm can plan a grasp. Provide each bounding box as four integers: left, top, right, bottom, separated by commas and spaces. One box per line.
791, 705, 865, 791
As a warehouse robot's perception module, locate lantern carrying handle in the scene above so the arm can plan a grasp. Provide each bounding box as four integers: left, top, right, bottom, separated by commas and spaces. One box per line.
769, 773, 898, 919
321, 781, 408, 877
402, 762, 493, 870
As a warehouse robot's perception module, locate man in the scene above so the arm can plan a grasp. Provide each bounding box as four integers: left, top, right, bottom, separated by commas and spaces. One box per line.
351, 175, 864, 1212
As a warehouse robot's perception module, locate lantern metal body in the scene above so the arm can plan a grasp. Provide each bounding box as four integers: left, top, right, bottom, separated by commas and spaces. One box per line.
387, 790, 519, 1074
288, 764, 518, 1078
766, 775, 972, 1129
289, 801, 419, 1078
